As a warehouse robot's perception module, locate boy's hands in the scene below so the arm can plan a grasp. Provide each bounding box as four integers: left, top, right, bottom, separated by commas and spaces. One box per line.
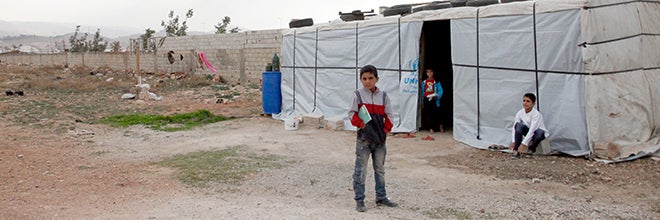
356, 121, 365, 129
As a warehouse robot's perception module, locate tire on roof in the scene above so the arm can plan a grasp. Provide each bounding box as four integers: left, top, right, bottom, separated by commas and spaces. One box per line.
501, 0, 527, 3
383, 4, 412, 17
451, 0, 469, 7
466, 0, 499, 7
422, 2, 452, 11
289, 18, 314, 28
340, 10, 366, 21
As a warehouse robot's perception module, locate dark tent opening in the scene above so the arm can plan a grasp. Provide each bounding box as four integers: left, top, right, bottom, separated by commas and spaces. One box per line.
419, 20, 453, 132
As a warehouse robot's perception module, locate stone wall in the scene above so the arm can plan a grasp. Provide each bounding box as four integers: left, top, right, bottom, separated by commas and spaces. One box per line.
0, 29, 283, 85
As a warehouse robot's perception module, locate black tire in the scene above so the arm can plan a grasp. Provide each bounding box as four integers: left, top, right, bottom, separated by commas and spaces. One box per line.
466, 0, 499, 7
390, 4, 413, 8
383, 4, 412, 17
451, 0, 468, 7
340, 10, 365, 21
501, 0, 527, 3
289, 18, 314, 28
340, 14, 361, 21
422, 2, 452, 11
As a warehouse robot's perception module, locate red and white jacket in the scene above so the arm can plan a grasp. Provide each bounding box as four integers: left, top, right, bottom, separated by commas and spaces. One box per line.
348, 87, 394, 134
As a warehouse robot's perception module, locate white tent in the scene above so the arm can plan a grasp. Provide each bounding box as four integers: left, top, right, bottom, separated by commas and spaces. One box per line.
278, 0, 659, 161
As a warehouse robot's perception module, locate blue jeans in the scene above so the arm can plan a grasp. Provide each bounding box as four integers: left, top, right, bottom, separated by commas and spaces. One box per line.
513, 122, 546, 152
353, 139, 387, 202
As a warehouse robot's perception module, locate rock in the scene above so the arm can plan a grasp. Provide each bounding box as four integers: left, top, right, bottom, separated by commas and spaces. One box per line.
121, 93, 136, 99
106, 77, 114, 82
571, 184, 585, 190
531, 178, 542, 184
149, 92, 163, 101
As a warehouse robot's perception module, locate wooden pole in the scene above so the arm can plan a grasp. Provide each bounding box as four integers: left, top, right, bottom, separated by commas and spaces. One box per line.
136, 40, 141, 87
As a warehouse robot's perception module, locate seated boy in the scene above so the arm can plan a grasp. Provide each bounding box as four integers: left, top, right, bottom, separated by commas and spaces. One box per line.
508, 93, 549, 158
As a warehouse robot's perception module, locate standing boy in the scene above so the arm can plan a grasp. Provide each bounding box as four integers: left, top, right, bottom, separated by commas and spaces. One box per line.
421, 68, 444, 134
508, 93, 549, 158
348, 65, 398, 212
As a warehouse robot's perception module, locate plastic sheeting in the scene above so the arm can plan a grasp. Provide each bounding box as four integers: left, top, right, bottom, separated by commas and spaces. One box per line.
280, 21, 422, 132
451, 9, 589, 156
279, 0, 659, 160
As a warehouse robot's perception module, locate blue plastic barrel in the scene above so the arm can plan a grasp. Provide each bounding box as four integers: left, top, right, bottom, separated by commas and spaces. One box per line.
262, 71, 282, 114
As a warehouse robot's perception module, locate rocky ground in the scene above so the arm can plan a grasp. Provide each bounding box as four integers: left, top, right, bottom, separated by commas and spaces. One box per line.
0, 64, 658, 219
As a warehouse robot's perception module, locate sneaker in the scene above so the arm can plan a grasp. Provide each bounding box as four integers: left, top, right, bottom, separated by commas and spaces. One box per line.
511, 152, 520, 159
356, 200, 367, 212
376, 198, 398, 207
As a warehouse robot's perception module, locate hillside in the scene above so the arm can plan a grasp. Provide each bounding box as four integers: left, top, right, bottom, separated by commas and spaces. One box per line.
0, 20, 211, 53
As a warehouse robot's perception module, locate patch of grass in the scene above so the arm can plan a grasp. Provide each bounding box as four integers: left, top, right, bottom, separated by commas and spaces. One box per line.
77, 165, 98, 170
153, 145, 285, 187
245, 83, 260, 90
179, 75, 213, 88
423, 207, 472, 219
211, 84, 230, 91
98, 109, 229, 132
91, 150, 109, 156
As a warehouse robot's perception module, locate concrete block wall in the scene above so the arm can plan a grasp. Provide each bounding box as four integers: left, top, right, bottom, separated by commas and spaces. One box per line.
154, 29, 283, 84
0, 29, 283, 85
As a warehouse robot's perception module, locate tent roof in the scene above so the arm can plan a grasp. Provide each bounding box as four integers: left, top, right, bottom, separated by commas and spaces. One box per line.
283, 0, 587, 35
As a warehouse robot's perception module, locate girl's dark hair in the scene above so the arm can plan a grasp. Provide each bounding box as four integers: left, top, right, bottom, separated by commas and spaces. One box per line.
360, 65, 378, 78
524, 93, 537, 103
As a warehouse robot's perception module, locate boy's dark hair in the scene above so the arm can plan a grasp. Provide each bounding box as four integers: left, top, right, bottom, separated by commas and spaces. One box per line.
360, 65, 378, 78
524, 93, 536, 103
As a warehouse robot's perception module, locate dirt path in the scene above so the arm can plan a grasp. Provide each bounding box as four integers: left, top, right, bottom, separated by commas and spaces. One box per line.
1, 64, 657, 219
3, 117, 657, 219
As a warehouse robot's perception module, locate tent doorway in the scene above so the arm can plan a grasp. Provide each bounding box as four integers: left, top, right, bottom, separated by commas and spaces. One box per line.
419, 20, 453, 132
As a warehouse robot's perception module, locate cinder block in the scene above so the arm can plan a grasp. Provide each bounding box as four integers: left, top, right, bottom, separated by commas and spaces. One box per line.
534, 139, 552, 155
324, 117, 344, 131
301, 114, 324, 129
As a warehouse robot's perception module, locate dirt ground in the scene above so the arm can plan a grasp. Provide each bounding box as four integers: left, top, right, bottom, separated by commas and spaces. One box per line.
0, 64, 658, 219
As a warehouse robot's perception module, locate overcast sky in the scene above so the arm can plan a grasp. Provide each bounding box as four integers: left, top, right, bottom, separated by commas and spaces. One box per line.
1, 0, 423, 35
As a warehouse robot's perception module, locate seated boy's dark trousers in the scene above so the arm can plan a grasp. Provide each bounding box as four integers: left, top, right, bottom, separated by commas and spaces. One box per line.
513, 122, 546, 152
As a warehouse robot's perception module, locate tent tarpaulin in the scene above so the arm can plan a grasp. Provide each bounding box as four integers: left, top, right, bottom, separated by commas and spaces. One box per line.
278, 0, 660, 161
279, 20, 422, 133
